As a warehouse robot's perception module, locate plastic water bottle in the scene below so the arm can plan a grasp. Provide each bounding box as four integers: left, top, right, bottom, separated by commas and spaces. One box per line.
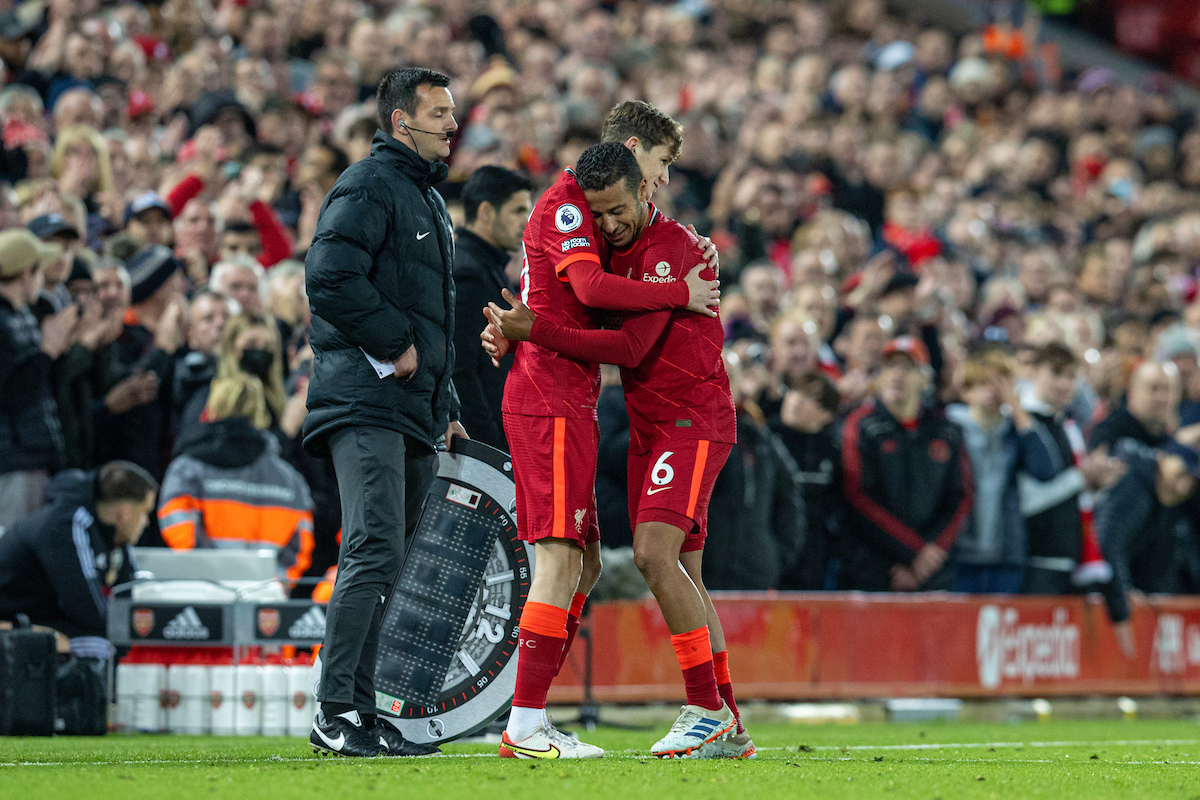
260, 665, 288, 736
287, 665, 315, 737
172, 665, 211, 734
234, 665, 263, 736
210, 666, 236, 735
133, 664, 166, 732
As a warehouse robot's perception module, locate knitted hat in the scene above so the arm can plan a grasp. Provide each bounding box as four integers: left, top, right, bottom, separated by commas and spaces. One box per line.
126, 244, 181, 304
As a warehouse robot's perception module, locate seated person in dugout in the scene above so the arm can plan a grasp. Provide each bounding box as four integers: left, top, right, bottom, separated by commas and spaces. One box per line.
0, 460, 157, 657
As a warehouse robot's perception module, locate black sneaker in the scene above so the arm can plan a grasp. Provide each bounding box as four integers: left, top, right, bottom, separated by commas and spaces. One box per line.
310, 711, 386, 757
375, 720, 442, 756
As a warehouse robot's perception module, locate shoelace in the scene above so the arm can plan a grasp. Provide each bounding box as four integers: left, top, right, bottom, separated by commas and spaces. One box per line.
667, 706, 703, 735
543, 724, 581, 748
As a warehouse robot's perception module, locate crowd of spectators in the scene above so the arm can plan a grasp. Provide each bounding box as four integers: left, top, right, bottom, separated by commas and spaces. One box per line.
2, 0, 1200, 628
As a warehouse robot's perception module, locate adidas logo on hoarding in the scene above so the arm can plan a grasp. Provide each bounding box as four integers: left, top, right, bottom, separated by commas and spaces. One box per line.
162, 606, 210, 640
288, 606, 327, 639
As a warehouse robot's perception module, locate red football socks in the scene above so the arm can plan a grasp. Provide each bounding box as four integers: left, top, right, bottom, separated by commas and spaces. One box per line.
556, 592, 587, 676
713, 649, 744, 734
670, 626, 722, 711
512, 602, 568, 710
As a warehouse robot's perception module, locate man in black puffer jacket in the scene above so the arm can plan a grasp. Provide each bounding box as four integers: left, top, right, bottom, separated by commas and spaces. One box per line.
302, 67, 462, 758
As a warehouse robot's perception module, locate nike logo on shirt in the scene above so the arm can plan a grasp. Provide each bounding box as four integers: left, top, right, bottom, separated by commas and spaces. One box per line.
416, 231, 431, 240
646, 486, 672, 495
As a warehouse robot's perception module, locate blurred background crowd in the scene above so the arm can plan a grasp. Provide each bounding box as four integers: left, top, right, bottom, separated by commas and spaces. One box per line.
3, 0, 1200, 621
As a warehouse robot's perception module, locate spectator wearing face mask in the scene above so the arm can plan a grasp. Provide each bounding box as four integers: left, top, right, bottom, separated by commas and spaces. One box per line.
177, 311, 289, 453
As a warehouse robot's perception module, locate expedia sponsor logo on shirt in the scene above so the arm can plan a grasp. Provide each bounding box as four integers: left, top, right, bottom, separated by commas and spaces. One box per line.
642, 260, 676, 283
560, 237, 589, 252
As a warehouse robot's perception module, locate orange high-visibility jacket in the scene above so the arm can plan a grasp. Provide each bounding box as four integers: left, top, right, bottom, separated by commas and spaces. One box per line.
157, 418, 314, 582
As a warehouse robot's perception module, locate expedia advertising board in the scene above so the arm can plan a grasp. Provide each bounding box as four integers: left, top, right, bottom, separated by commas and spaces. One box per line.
546, 595, 1200, 704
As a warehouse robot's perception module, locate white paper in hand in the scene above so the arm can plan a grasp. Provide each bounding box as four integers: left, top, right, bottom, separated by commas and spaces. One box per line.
361, 348, 396, 379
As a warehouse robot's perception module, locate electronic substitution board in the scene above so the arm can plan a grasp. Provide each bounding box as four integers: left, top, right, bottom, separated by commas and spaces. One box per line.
312, 439, 532, 744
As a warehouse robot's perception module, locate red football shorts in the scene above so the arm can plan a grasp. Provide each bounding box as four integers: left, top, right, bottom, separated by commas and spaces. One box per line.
504, 413, 600, 549
627, 438, 732, 553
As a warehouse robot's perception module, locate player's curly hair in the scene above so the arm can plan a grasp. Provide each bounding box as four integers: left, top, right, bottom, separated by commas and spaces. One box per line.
601, 101, 683, 162
574, 142, 643, 197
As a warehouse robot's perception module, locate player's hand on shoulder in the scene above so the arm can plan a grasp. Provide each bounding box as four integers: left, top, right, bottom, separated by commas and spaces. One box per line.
686, 224, 719, 277
684, 264, 720, 318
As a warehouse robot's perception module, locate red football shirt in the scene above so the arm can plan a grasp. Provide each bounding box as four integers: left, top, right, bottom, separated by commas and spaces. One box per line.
527, 206, 735, 449
502, 171, 691, 420
503, 169, 603, 420
608, 207, 736, 453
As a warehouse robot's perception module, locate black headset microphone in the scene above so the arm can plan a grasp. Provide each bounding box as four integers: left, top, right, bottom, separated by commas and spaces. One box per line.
399, 120, 452, 137
399, 119, 455, 165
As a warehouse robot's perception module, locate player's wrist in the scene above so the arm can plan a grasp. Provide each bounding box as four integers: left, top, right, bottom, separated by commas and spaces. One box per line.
673, 281, 689, 308
528, 317, 546, 346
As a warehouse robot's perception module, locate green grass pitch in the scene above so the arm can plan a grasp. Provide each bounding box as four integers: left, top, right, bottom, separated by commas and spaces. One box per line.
4, 719, 1200, 799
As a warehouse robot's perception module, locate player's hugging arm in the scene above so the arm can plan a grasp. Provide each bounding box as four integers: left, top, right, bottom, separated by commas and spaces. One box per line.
529, 309, 670, 368
563, 258, 687, 311
563, 260, 718, 317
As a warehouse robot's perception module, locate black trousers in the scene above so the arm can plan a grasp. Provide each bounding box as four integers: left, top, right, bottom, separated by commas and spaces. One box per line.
319, 425, 436, 712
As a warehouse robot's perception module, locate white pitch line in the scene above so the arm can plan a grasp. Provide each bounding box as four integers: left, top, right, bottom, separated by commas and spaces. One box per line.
780, 739, 1200, 752
3, 740, 1199, 768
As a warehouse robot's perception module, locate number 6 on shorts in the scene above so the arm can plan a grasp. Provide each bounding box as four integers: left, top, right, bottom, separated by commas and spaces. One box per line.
652, 451, 675, 486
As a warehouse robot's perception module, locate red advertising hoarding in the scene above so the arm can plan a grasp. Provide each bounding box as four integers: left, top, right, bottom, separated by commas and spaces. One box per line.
549, 593, 1200, 703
